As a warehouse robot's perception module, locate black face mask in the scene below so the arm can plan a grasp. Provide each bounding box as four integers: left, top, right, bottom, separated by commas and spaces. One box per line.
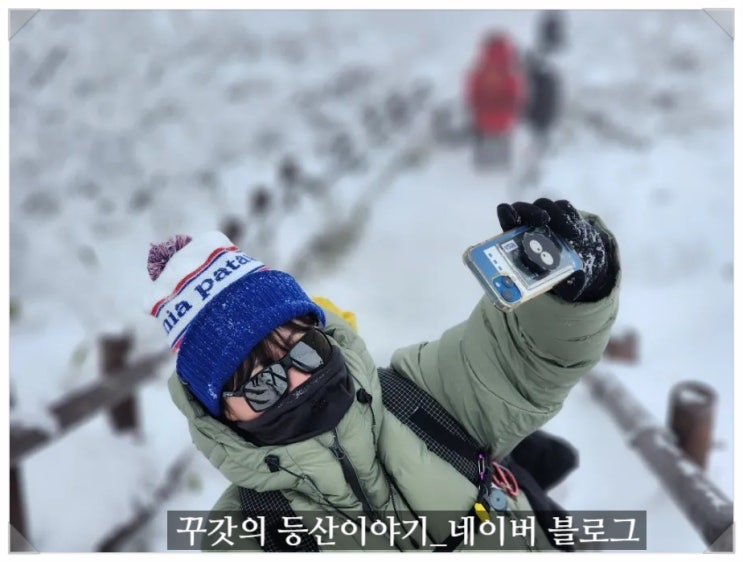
232, 344, 355, 446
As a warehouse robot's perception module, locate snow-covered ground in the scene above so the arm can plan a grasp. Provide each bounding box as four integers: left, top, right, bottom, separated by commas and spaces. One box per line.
7, 8, 734, 553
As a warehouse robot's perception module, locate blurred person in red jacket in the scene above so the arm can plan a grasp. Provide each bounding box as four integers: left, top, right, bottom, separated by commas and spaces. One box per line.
466, 32, 526, 169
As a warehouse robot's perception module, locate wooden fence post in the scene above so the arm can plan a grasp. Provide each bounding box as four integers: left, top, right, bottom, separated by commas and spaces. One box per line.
10, 345, 170, 551
100, 333, 138, 435
603, 329, 639, 363
10, 466, 28, 540
585, 370, 733, 551
220, 216, 243, 244
667, 381, 717, 471
10, 383, 31, 550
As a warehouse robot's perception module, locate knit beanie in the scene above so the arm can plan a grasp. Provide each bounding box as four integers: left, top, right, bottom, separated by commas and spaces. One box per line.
145, 231, 325, 417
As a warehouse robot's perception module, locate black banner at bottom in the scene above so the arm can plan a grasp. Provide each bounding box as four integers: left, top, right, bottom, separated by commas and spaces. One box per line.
167, 510, 647, 551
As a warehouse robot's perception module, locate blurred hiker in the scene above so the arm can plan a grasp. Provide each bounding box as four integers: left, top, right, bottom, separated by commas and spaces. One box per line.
147, 198, 621, 551
523, 49, 561, 156
465, 32, 526, 169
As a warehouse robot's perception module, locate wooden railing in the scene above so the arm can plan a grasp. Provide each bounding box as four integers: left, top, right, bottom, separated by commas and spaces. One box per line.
9, 334, 171, 550
584, 346, 733, 552
9, 328, 733, 552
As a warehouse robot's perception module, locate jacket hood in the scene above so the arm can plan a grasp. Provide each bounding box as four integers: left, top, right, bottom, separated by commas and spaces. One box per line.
167, 305, 379, 492
481, 34, 516, 64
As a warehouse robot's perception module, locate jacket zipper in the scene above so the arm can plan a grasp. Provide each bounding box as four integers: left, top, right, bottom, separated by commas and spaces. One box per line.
329, 427, 380, 522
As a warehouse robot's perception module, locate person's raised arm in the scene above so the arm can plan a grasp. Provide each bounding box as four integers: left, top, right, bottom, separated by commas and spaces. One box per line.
391, 198, 621, 458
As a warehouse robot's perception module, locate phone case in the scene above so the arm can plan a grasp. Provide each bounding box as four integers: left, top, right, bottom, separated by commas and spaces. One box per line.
463, 225, 583, 312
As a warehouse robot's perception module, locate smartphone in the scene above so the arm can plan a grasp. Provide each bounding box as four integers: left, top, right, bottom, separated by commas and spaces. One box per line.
463, 225, 583, 312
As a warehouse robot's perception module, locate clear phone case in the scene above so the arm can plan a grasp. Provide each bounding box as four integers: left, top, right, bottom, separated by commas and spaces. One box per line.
463, 225, 583, 312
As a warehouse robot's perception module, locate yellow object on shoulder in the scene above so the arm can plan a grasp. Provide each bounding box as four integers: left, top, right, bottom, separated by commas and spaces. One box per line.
474, 502, 490, 522
311, 296, 358, 333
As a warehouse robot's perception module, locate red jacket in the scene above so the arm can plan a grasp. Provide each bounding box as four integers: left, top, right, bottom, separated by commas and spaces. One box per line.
466, 35, 525, 134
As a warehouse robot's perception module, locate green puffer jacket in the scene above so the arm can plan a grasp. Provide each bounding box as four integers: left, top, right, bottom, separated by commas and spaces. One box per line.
168, 214, 620, 552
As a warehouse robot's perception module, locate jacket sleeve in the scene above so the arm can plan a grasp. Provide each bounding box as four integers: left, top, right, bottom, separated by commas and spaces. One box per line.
390, 213, 620, 459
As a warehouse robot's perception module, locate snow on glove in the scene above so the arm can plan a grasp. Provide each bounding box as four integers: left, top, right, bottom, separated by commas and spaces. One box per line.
496, 198, 614, 302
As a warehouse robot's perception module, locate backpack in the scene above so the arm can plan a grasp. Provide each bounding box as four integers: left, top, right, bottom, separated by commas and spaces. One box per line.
237, 367, 575, 552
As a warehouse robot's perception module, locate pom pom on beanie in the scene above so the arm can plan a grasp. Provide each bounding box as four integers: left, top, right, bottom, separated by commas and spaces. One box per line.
147, 235, 193, 281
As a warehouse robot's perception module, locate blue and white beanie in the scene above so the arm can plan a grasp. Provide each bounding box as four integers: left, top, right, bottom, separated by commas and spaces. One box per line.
145, 231, 325, 417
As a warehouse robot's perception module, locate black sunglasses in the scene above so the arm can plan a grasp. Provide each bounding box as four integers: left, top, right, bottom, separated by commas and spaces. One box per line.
222, 328, 332, 412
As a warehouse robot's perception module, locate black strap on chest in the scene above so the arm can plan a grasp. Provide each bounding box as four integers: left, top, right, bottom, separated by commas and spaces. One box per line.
236, 367, 487, 551
236, 367, 573, 552
376, 367, 486, 486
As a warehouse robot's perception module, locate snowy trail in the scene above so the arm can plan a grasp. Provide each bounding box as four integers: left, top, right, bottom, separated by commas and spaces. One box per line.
9, 9, 733, 553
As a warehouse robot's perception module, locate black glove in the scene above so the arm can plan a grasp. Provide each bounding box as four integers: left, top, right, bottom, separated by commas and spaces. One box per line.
496, 198, 615, 302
